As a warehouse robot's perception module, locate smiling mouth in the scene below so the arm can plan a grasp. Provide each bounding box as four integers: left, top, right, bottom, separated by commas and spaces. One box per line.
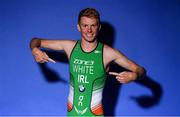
87, 34, 93, 37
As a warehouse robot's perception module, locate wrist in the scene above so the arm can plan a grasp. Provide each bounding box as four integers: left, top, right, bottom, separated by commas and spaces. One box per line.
131, 72, 138, 81
32, 47, 40, 56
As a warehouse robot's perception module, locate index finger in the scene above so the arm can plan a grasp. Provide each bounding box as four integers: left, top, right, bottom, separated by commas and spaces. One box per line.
48, 58, 56, 63
109, 72, 119, 76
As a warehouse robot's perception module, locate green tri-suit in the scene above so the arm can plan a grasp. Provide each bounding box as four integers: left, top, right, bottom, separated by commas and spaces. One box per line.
68, 40, 106, 116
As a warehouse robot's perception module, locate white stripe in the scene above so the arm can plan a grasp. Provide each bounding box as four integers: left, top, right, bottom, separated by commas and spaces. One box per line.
68, 85, 74, 104
91, 88, 103, 108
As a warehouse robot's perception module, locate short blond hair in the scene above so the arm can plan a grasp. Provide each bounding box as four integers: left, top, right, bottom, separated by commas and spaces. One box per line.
78, 8, 100, 24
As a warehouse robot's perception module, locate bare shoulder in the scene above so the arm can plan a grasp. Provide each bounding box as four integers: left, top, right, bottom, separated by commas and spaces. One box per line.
103, 44, 126, 64
104, 44, 114, 52
103, 44, 119, 66
62, 40, 77, 58
103, 44, 119, 57
62, 40, 77, 50
60, 39, 76, 43
50, 39, 76, 46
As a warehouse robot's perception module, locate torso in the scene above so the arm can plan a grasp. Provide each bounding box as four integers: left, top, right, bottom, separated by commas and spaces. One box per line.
67, 40, 106, 116
64, 40, 114, 69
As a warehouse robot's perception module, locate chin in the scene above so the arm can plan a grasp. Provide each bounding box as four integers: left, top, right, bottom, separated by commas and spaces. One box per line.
83, 35, 97, 42
86, 38, 96, 42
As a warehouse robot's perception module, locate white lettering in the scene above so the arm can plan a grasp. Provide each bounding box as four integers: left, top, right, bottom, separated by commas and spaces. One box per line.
73, 65, 94, 74
78, 74, 89, 84
78, 96, 84, 106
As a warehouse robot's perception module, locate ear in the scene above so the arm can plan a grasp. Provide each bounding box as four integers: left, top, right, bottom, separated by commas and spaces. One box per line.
99, 24, 101, 31
77, 24, 81, 32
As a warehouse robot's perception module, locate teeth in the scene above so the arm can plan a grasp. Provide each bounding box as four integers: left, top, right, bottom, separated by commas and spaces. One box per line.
87, 34, 93, 37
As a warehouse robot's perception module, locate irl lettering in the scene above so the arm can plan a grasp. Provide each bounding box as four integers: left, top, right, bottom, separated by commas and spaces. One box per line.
78, 74, 89, 84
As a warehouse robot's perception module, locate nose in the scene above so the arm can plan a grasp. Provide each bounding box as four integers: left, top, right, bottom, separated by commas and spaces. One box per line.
87, 26, 92, 33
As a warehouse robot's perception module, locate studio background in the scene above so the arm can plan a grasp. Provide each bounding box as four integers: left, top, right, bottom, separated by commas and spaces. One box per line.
0, 0, 180, 116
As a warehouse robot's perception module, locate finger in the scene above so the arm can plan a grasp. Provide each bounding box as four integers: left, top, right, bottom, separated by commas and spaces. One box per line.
109, 72, 119, 76
119, 73, 127, 78
116, 77, 126, 83
119, 72, 128, 76
39, 60, 45, 63
117, 77, 126, 83
116, 76, 123, 79
48, 58, 56, 63
42, 52, 51, 60
117, 79, 124, 84
43, 52, 49, 58
43, 59, 49, 63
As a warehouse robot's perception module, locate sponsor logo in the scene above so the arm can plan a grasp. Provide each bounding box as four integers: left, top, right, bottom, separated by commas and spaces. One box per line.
74, 106, 88, 115
79, 84, 85, 92
74, 59, 94, 65
94, 50, 101, 54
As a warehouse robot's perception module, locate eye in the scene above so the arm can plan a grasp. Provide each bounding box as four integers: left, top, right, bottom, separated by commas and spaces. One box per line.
92, 24, 97, 28
82, 24, 87, 27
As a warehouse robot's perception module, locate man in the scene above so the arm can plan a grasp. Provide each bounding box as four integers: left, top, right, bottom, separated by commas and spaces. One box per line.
30, 8, 145, 116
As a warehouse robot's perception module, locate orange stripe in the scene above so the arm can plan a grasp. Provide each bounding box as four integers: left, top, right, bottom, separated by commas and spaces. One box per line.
92, 104, 103, 115
67, 101, 72, 111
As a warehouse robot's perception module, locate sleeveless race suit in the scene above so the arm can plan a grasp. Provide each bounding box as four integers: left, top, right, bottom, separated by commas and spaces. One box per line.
68, 40, 106, 116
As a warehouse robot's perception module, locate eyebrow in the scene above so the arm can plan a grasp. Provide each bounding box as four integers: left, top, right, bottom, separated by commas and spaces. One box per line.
80, 22, 98, 25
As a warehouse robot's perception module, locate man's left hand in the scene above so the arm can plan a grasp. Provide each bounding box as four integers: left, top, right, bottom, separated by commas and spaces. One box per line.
109, 71, 137, 84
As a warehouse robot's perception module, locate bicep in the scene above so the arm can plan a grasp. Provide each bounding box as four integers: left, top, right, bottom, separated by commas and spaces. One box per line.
41, 40, 65, 51
112, 49, 139, 72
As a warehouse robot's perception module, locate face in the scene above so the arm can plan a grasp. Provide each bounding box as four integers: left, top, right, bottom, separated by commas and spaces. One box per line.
77, 16, 101, 42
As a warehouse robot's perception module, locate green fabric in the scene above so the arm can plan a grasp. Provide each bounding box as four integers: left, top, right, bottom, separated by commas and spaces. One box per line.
68, 40, 106, 116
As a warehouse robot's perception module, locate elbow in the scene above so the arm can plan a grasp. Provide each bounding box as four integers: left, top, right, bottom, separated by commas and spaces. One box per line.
136, 66, 146, 80
31, 37, 40, 41
30, 37, 40, 45
30, 37, 41, 50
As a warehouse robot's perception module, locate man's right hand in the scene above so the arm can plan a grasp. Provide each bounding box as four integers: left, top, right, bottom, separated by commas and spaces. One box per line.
32, 48, 56, 63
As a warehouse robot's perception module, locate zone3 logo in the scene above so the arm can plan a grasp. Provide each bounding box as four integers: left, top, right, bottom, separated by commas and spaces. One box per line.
74, 59, 94, 65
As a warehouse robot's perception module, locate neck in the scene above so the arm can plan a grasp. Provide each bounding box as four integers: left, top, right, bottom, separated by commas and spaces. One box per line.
81, 39, 98, 52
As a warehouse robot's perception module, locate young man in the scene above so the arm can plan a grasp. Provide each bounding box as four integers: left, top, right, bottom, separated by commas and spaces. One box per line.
30, 8, 145, 116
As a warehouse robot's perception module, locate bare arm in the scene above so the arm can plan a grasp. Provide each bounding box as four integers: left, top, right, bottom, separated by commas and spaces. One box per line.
30, 37, 66, 51
30, 37, 75, 63
104, 45, 146, 83
113, 49, 145, 79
